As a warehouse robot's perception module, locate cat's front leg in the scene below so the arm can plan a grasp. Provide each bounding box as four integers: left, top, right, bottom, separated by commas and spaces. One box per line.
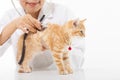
63, 52, 73, 74
20, 51, 33, 73
18, 60, 32, 73
53, 53, 67, 75
16, 51, 30, 73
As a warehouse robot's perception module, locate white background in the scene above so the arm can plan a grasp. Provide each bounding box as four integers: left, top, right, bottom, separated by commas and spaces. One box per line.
0, 0, 120, 80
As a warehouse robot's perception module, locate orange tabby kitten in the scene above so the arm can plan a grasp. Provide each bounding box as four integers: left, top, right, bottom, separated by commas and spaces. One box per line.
16, 19, 86, 75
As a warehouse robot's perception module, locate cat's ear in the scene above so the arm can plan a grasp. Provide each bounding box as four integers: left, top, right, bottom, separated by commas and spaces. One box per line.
80, 19, 86, 23
73, 18, 80, 27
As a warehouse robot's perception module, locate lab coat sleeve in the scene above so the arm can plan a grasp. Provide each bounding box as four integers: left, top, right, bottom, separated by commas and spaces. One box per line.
0, 12, 12, 57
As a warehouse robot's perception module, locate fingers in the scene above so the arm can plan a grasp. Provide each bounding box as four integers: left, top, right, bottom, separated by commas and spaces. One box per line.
24, 24, 37, 33
25, 14, 42, 30
16, 14, 42, 33
18, 25, 29, 33
18, 23, 37, 33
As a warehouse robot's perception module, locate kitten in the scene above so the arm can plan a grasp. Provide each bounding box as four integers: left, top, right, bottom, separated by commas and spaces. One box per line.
16, 19, 86, 75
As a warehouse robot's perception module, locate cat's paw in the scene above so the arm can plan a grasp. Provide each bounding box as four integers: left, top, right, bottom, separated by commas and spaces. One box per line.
24, 67, 32, 73
66, 67, 73, 74
19, 65, 32, 73
59, 70, 68, 75
18, 67, 32, 73
18, 67, 24, 73
67, 69, 73, 74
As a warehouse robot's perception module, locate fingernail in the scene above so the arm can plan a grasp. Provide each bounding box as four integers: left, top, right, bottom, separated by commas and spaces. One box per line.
38, 21, 41, 26
39, 26, 42, 29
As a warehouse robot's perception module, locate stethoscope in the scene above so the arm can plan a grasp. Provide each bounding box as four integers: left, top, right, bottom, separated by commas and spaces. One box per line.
11, 0, 46, 65
11, 0, 22, 16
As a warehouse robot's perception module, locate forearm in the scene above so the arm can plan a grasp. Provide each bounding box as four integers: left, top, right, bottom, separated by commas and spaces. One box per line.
0, 20, 17, 45
0, 14, 42, 45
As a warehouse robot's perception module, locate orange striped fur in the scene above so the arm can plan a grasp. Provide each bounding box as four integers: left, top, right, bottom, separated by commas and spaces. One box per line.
17, 19, 86, 75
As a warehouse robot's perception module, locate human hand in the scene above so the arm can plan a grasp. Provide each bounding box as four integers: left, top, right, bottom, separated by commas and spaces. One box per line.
14, 14, 41, 33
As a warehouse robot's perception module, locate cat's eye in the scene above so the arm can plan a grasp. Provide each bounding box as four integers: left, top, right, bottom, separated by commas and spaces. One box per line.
80, 31, 83, 34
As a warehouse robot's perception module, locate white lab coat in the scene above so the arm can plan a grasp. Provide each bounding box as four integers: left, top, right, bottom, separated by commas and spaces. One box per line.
0, 2, 85, 70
